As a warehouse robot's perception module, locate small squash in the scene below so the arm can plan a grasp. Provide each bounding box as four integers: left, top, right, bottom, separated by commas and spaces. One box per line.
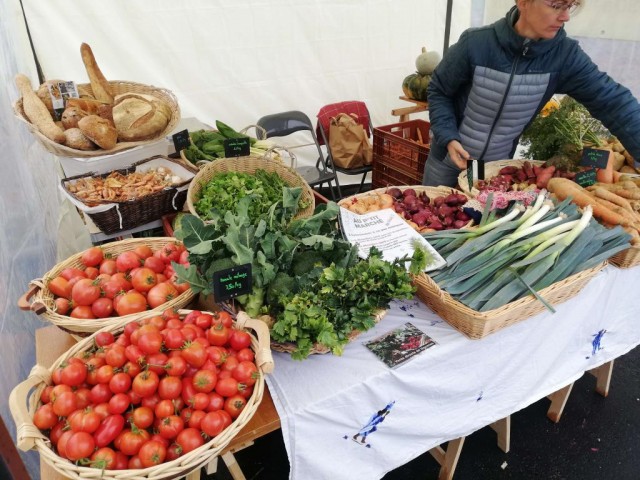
415, 47, 441, 75
402, 73, 431, 101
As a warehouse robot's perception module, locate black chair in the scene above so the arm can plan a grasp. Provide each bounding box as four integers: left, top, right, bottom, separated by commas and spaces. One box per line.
316, 100, 374, 197
256, 110, 339, 201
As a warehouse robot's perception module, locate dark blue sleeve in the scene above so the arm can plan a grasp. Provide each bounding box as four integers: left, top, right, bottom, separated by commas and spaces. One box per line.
427, 30, 473, 149
559, 42, 640, 165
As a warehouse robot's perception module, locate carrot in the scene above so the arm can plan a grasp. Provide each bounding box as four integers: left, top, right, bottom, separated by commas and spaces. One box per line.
614, 189, 640, 200
547, 178, 634, 228
592, 187, 634, 212
595, 151, 614, 184
612, 170, 623, 183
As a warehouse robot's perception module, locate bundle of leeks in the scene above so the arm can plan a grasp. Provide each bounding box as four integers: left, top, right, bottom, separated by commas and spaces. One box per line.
422, 192, 631, 312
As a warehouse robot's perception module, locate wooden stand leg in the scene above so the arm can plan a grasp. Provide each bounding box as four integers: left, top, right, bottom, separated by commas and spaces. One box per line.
184, 468, 201, 480
588, 360, 614, 397
490, 416, 511, 453
221, 452, 247, 480
546, 382, 574, 423
205, 457, 219, 475
429, 436, 466, 480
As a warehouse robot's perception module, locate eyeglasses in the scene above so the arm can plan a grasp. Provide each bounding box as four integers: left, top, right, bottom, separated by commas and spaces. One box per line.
541, 0, 580, 14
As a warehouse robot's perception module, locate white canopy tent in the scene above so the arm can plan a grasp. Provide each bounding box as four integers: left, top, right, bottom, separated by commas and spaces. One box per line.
1, 1, 639, 477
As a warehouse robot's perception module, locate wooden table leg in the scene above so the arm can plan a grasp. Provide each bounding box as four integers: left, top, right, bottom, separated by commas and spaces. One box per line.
546, 382, 574, 423
184, 468, 201, 480
588, 360, 614, 397
490, 416, 511, 453
429, 436, 465, 480
221, 452, 247, 480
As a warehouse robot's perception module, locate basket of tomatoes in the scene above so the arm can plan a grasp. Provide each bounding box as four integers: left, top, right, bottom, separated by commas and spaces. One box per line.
18, 238, 195, 336
9, 308, 273, 480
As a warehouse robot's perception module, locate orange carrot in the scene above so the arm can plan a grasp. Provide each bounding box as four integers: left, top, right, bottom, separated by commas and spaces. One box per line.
593, 187, 634, 212
595, 151, 614, 184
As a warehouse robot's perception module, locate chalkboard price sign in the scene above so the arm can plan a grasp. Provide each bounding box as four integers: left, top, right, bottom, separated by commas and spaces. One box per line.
223, 137, 251, 158
212, 264, 252, 301
172, 129, 191, 153
580, 147, 610, 169
574, 168, 597, 187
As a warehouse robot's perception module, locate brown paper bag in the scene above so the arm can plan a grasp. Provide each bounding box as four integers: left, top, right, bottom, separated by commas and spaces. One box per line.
328, 113, 372, 169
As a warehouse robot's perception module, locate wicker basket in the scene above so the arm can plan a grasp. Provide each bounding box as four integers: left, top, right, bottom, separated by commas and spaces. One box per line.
413, 262, 606, 339
270, 309, 387, 355
9, 309, 273, 480
609, 245, 640, 268
339, 185, 472, 231
60, 156, 198, 234
187, 155, 315, 220
13, 80, 180, 158
458, 159, 545, 197
18, 238, 195, 336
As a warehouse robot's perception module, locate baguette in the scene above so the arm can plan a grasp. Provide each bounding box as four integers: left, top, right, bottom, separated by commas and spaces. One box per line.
80, 43, 113, 104
15, 74, 66, 144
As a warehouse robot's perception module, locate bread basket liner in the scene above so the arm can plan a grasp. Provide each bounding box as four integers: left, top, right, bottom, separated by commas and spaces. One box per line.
18, 237, 195, 336
59, 156, 197, 231
9, 309, 273, 480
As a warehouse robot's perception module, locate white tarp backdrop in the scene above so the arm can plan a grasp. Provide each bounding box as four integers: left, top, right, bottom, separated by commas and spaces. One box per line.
1, 1, 638, 477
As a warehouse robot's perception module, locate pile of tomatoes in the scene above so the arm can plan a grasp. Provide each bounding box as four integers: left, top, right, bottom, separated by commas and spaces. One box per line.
32, 309, 259, 470
47, 242, 191, 320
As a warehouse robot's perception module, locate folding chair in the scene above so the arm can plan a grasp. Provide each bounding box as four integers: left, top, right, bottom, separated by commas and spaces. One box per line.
316, 100, 374, 197
257, 110, 339, 201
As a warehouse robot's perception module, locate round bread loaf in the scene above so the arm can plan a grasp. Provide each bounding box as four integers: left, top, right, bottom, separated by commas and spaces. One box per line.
64, 128, 97, 150
78, 115, 117, 150
112, 93, 171, 141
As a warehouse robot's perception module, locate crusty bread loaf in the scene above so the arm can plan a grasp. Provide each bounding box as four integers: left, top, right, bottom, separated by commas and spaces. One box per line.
65, 97, 105, 115
64, 128, 97, 150
112, 93, 171, 141
80, 43, 113, 104
61, 106, 88, 129
15, 74, 66, 144
78, 115, 117, 150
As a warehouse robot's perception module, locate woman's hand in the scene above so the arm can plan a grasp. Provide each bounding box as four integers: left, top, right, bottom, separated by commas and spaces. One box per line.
447, 140, 470, 169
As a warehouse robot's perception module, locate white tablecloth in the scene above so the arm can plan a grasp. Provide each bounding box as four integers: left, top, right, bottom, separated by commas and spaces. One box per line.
265, 265, 640, 480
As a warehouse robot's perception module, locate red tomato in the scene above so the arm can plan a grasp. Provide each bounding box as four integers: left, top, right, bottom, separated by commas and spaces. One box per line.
108, 393, 131, 415
70, 305, 95, 320
90, 447, 117, 470
154, 399, 176, 419
181, 342, 207, 368
143, 256, 166, 274
138, 331, 163, 355
116, 251, 143, 273
141, 393, 161, 410
95, 331, 115, 347
105, 345, 127, 368
119, 428, 150, 456
53, 297, 71, 315
158, 376, 182, 400
60, 267, 87, 281
158, 243, 181, 264
33, 404, 58, 430
221, 355, 239, 372
200, 410, 225, 437
194, 314, 213, 330
69, 409, 101, 433
235, 347, 254, 363
109, 372, 132, 394
113, 451, 129, 470
56, 430, 74, 458
206, 346, 228, 366
166, 442, 183, 461
158, 415, 184, 440
81, 246, 104, 267
48, 276, 71, 300
131, 406, 154, 429
115, 292, 148, 317
146, 352, 169, 376
163, 264, 177, 282
84, 266, 100, 280
99, 259, 118, 275
49, 420, 67, 445
215, 377, 238, 397
65, 431, 95, 461
233, 360, 259, 386
132, 370, 160, 398
163, 329, 185, 350
52, 391, 77, 417
125, 345, 145, 366
229, 330, 252, 351
102, 280, 125, 300
96, 364, 115, 384
206, 392, 225, 412
94, 415, 126, 448
75, 388, 92, 410
162, 307, 180, 320
165, 355, 187, 377
146, 315, 167, 330
128, 454, 144, 469
207, 323, 230, 347
40, 385, 54, 404
147, 282, 179, 309
224, 394, 247, 419
175, 427, 204, 454
133, 245, 154, 260
138, 440, 167, 467
123, 361, 142, 378
60, 361, 87, 386
192, 369, 217, 393
182, 310, 202, 325
213, 311, 234, 328
187, 409, 206, 430
91, 297, 114, 318
90, 383, 114, 405
131, 267, 158, 293
71, 278, 101, 306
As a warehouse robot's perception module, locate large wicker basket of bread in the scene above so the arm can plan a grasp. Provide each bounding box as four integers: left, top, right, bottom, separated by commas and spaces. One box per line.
13, 43, 180, 158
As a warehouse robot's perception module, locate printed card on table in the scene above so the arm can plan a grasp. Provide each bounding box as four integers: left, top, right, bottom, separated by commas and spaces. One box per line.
364, 322, 436, 369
